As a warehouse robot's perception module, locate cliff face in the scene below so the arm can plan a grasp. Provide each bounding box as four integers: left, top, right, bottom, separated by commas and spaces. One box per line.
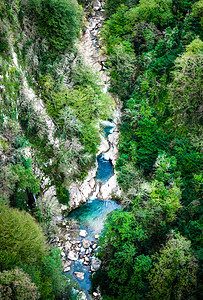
0, 0, 116, 221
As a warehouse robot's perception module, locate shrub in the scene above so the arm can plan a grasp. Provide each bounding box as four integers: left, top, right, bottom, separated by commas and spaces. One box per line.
0, 268, 40, 300
0, 205, 46, 270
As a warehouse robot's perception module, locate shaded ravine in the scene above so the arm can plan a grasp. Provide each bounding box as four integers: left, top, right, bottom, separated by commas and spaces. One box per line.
60, 2, 121, 298
67, 121, 121, 297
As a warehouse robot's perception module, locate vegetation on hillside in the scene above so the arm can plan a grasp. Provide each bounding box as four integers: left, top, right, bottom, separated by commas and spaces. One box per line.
92, 0, 203, 299
0, 0, 113, 298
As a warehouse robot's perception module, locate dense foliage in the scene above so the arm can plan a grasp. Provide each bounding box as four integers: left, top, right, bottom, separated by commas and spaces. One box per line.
92, 0, 203, 299
0, 205, 75, 299
0, 0, 113, 299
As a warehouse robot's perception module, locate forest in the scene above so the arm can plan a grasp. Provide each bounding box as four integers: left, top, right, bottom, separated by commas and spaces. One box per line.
91, 0, 203, 299
0, 0, 202, 299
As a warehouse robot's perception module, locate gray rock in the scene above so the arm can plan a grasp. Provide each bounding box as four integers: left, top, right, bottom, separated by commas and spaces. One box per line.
93, 0, 102, 10
74, 272, 85, 280
65, 241, 72, 251
68, 251, 78, 261
64, 266, 71, 272
92, 243, 97, 250
93, 292, 98, 297
91, 257, 101, 272
61, 251, 66, 257
79, 229, 88, 237
82, 239, 91, 249
63, 261, 71, 268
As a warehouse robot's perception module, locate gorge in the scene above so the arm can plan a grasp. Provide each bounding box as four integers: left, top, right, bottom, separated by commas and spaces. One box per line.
0, 0, 202, 300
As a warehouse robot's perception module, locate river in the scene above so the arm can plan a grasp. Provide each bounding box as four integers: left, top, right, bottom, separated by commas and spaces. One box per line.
67, 120, 121, 298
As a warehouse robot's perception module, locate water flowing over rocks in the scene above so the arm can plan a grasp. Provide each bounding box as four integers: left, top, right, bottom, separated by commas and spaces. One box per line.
56, 1, 122, 298
67, 0, 122, 210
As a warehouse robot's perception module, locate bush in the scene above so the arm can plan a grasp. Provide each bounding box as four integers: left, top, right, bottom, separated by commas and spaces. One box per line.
25, 0, 82, 53
0, 268, 40, 300
0, 205, 46, 270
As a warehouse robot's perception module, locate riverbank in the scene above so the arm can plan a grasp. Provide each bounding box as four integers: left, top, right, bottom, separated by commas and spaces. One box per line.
67, 0, 122, 211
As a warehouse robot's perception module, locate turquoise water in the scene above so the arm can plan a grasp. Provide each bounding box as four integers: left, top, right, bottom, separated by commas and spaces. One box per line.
68, 198, 120, 292
96, 153, 114, 183
67, 121, 120, 296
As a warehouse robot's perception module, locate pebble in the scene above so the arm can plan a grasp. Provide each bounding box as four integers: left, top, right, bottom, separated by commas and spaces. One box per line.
64, 266, 71, 272
74, 272, 85, 280
79, 229, 88, 237
82, 239, 91, 249
68, 251, 78, 261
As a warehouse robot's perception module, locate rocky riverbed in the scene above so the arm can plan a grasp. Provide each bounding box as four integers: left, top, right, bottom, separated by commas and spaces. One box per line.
55, 1, 122, 299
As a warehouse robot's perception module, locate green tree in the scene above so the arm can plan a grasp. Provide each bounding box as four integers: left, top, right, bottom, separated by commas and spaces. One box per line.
148, 233, 197, 299
0, 268, 40, 300
169, 39, 203, 137
26, 0, 81, 53
128, 0, 174, 29
0, 205, 46, 270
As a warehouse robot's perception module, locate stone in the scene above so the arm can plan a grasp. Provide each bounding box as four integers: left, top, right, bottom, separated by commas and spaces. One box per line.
93, 292, 98, 297
77, 291, 87, 300
93, 0, 102, 11
65, 241, 72, 251
82, 239, 91, 249
79, 229, 88, 237
64, 234, 70, 240
84, 256, 90, 262
85, 249, 89, 255
92, 243, 97, 250
74, 272, 85, 280
91, 257, 101, 272
83, 261, 89, 266
61, 204, 68, 211
61, 251, 65, 257
94, 234, 99, 239
64, 266, 71, 272
63, 261, 71, 268
68, 251, 78, 261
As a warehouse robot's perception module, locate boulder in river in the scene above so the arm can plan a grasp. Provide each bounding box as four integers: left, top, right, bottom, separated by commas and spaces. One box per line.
68, 251, 78, 261
91, 257, 101, 272
93, 0, 102, 11
82, 239, 91, 249
92, 243, 97, 250
74, 272, 85, 280
65, 241, 72, 251
79, 229, 88, 237
64, 266, 71, 272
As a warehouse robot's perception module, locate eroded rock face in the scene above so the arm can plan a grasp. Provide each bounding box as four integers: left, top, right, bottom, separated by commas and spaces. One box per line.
68, 165, 97, 210
98, 172, 122, 200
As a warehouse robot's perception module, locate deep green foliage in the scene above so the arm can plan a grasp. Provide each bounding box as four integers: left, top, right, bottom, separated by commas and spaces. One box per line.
0, 205, 75, 299
25, 0, 81, 54
94, 0, 203, 299
0, 268, 40, 300
0, 205, 46, 271
148, 234, 197, 299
